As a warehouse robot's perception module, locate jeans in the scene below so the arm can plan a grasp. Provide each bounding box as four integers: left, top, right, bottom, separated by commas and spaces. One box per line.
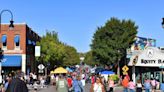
123, 88, 128, 92
145, 89, 150, 92
129, 89, 135, 92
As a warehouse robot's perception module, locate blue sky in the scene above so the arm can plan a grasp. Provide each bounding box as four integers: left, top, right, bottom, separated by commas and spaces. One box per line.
1, 0, 164, 52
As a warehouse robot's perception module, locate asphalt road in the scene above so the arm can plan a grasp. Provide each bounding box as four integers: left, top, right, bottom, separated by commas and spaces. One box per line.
28, 84, 162, 92
28, 83, 125, 92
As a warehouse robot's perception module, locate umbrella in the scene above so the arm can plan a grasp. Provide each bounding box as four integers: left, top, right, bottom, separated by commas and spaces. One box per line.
100, 71, 115, 75
95, 68, 104, 74
66, 67, 73, 72
54, 67, 68, 74
50, 70, 55, 74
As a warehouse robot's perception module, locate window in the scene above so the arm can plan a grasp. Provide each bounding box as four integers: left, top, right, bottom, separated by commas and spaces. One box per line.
1, 35, 7, 50
14, 35, 20, 49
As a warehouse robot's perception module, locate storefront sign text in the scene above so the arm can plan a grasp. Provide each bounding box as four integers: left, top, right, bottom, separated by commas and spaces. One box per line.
141, 59, 164, 64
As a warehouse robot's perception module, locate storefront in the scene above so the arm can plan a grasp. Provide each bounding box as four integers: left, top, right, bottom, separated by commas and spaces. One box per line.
1, 55, 22, 75
128, 47, 164, 83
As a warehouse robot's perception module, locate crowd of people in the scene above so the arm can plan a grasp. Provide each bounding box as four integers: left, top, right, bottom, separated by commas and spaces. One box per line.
1, 69, 164, 92
50, 72, 116, 92
121, 75, 164, 92
0, 70, 28, 92
0, 70, 51, 92
51, 72, 164, 92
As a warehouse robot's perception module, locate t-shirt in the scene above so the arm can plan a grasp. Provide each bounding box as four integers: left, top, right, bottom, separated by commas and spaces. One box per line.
144, 81, 151, 89
32, 74, 37, 80
160, 83, 164, 91
137, 83, 142, 88
93, 83, 102, 92
67, 78, 72, 88
128, 81, 135, 89
81, 79, 85, 86
122, 78, 129, 88
108, 80, 114, 87
91, 76, 95, 84
56, 79, 68, 92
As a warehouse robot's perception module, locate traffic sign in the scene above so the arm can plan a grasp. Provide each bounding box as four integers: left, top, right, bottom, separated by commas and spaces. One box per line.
35, 46, 41, 56
38, 64, 45, 70
123, 71, 128, 75
122, 65, 129, 72
38, 70, 44, 73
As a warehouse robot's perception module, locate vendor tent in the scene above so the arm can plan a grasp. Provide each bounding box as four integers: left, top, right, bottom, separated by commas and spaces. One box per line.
53, 67, 68, 74
100, 70, 115, 75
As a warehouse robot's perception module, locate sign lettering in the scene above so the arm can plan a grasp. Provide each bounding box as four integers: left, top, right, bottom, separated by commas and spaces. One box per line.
141, 59, 164, 64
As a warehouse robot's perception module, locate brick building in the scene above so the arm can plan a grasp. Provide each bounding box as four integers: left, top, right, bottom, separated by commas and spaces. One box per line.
0, 23, 40, 74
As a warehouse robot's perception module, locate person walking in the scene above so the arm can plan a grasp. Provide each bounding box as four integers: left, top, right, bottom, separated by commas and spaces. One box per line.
56, 74, 68, 92
91, 75, 96, 84
144, 78, 151, 92
136, 79, 142, 92
150, 78, 156, 92
72, 75, 84, 92
3, 75, 12, 92
122, 76, 129, 92
6, 70, 28, 92
107, 77, 114, 92
90, 77, 105, 92
67, 75, 73, 92
81, 73, 86, 87
128, 79, 135, 92
160, 80, 164, 92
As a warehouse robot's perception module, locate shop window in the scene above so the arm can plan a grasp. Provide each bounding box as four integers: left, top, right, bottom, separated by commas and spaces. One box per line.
14, 35, 20, 50
1, 35, 7, 50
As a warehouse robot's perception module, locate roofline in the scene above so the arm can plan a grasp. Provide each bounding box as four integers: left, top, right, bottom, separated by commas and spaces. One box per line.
1, 22, 27, 25
1, 23, 41, 38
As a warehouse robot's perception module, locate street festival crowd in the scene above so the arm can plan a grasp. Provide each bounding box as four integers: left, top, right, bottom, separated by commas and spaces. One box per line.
0, 66, 164, 92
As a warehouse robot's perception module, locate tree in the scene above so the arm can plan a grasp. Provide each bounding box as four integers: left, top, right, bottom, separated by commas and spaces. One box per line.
63, 45, 80, 66
36, 31, 80, 67
84, 51, 98, 66
36, 31, 65, 67
91, 17, 138, 65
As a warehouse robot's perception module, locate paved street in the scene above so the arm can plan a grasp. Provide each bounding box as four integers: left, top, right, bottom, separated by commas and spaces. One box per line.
29, 83, 92, 92
28, 84, 162, 92
28, 83, 125, 92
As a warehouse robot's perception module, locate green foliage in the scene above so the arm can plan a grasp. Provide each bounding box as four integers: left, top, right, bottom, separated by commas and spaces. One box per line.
83, 51, 98, 66
91, 17, 138, 65
109, 74, 119, 82
36, 31, 65, 65
36, 31, 80, 67
63, 45, 80, 66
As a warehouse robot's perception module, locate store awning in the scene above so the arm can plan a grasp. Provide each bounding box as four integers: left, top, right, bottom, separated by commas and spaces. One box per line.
14, 35, 20, 43
2, 55, 22, 67
1, 35, 7, 43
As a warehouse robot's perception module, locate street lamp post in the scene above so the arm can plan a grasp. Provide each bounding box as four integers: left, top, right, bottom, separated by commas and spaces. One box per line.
0, 9, 14, 84
117, 50, 120, 78
162, 18, 164, 28
161, 17, 164, 82
132, 55, 138, 84
0, 10, 14, 32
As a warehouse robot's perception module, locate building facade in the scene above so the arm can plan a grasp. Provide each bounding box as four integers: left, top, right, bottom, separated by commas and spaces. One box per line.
0, 23, 40, 75
128, 47, 164, 83
126, 37, 164, 83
